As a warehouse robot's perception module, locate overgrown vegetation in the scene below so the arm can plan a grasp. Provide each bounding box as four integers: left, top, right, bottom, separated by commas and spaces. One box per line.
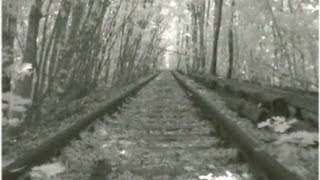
175, 0, 318, 90
2, 0, 169, 129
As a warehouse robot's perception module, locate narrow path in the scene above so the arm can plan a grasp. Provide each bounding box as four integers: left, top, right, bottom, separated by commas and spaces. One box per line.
59, 72, 251, 179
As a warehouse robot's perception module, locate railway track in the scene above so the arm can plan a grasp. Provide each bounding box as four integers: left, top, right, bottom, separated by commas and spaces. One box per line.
173, 72, 316, 180
3, 72, 315, 179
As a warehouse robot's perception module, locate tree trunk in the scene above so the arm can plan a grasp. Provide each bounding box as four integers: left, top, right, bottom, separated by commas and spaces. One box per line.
227, 0, 235, 79
191, 3, 199, 72
265, 0, 295, 87
16, 1, 42, 96
2, 2, 17, 92
2, 2, 17, 64
210, 0, 223, 75
14, 0, 43, 127
199, 0, 206, 71
176, 30, 182, 70
185, 25, 191, 73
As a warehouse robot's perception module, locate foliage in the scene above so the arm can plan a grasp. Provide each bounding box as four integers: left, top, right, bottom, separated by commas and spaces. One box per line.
257, 116, 317, 147
275, 131, 318, 147
199, 171, 252, 180
5, 62, 33, 81
30, 162, 66, 179
174, 0, 318, 90
2, 0, 171, 126
2, 62, 33, 126
257, 116, 297, 133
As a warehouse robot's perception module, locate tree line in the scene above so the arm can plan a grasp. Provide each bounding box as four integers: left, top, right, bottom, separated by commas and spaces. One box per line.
2, 0, 166, 126
175, 0, 318, 90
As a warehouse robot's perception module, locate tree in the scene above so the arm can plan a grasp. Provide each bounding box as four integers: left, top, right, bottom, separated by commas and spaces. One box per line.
210, 0, 223, 75
2, 1, 18, 92
174, 0, 317, 90
199, 0, 207, 71
227, 0, 235, 79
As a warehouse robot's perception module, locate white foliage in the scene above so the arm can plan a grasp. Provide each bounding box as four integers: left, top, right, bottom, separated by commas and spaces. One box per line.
273, 120, 291, 133
257, 119, 271, 128
183, 165, 195, 172
2, 92, 31, 126
57, 86, 64, 93
257, 116, 297, 133
6, 62, 33, 81
275, 131, 318, 147
2, 92, 32, 106
199, 171, 239, 180
11, 105, 27, 112
8, 118, 22, 127
30, 162, 65, 178
199, 173, 214, 180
